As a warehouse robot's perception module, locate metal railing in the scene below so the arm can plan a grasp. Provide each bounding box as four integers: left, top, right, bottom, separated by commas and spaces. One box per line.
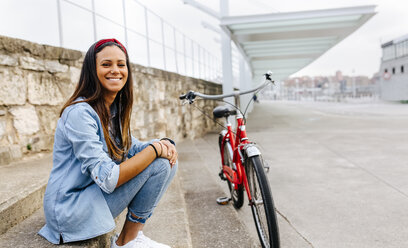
1, 0, 222, 83
61, 0, 222, 82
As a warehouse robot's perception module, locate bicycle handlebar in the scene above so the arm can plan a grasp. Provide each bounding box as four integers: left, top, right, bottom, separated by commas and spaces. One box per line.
179, 73, 274, 103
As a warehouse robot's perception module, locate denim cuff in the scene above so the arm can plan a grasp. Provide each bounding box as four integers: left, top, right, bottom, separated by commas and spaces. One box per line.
127, 211, 151, 224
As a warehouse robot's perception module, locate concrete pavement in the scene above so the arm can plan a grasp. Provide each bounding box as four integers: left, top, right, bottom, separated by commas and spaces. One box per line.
243, 100, 408, 247
177, 99, 408, 247
2, 99, 408, 247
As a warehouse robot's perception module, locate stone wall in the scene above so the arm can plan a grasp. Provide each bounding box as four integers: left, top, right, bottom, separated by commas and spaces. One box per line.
0, 35, 222, 165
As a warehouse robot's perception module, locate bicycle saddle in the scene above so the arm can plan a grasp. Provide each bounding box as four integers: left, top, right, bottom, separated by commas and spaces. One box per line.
213, 106, 237, 118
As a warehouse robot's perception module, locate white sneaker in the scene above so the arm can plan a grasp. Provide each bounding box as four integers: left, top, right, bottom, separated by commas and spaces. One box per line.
111, 234, 136, 248
134, 231, 171, 248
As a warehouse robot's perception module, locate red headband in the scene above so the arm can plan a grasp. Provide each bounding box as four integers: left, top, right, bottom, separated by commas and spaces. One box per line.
94, 38, 127, 54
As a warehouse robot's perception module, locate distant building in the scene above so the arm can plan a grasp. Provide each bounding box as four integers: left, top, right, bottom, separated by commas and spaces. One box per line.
378, 34, 408, 100
279, 72, 374, 101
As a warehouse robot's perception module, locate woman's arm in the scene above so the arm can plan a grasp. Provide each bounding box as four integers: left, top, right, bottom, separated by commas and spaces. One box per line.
116, 142, 171, 188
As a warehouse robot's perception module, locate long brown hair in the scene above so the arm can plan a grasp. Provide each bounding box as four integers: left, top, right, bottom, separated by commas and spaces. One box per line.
60, 40, 133, 161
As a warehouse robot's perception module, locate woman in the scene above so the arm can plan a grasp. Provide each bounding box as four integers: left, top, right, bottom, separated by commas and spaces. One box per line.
38, 38, 178, 248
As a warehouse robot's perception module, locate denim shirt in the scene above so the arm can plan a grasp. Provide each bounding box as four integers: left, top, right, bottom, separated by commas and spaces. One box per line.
38, 100, 157, 244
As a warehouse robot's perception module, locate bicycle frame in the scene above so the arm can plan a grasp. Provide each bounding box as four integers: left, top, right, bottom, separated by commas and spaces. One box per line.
220, 112, 254, 202
180, 73, 273, 203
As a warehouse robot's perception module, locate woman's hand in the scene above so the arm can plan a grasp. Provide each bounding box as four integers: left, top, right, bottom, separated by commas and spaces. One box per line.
158, 140, 177, 167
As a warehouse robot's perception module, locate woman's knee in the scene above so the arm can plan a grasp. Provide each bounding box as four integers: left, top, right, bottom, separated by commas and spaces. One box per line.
151, 158, 172, 177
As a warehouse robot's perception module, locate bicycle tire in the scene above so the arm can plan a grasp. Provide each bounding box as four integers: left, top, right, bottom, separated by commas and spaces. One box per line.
246, 155, 280, 248
219, 135, 244, 209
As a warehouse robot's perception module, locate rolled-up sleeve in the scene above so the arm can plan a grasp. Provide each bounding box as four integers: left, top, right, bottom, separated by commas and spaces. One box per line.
63, 105, 119, 194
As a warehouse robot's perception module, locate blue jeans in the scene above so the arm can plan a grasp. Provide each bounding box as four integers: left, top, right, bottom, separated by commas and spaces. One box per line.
103, 158, 177, 224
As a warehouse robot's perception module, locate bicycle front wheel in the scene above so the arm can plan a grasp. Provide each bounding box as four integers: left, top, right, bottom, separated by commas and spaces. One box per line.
246, 155, 280, 248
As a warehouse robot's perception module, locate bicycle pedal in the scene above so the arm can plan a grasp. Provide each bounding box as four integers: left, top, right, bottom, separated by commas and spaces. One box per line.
263, 160, 270, 173
216, 196, 231, 205
218, 170, 227, 181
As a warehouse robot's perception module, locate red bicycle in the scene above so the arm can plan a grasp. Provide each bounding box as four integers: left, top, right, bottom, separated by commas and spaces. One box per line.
180, 73, 280, 248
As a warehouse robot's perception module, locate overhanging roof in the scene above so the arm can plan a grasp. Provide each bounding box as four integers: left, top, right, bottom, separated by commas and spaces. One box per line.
220, 5, 376, 81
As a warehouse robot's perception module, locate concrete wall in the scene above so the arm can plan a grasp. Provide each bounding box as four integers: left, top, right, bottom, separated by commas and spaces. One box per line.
379, 55, 408, 101
0, 35, 222, 165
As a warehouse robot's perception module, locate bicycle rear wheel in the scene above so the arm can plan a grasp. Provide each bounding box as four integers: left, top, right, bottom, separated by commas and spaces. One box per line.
219, 135, 244, 209
246, 155, 280, 248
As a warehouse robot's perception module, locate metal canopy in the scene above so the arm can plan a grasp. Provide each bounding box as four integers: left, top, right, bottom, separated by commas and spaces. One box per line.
220, 5, 376, 81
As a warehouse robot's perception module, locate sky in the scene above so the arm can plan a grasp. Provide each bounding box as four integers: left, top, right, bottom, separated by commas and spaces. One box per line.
137, 0, 408, 78
0, 0, 407, 78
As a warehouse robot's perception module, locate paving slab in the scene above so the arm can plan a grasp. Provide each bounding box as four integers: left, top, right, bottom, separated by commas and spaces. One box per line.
196, 133, 312, 248
177, 139, 259, 248
0, 153, 52, 235
143, 171, 192, 248
0, 208, 126, 248
244, 100, 408, 248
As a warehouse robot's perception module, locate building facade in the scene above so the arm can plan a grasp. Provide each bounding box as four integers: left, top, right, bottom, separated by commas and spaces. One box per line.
379, 34, 408, 101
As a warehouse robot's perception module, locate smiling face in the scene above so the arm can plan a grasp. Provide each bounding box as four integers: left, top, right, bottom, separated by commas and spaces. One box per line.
96, 45, 128, 100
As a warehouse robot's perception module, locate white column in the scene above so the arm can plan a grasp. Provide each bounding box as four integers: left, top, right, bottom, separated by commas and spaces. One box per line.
220, 0, 233, 104
239, 57, 247, 112
91, 0, 97, 41
56, 0, 63, 47
144, 7, 151, 67
122, 0, 128, 47
240, 57, 254, 115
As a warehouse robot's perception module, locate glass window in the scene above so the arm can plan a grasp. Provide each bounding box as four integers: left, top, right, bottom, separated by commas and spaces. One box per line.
392, 67, 395, 74
401, 65, 404, 73
383, 45, 395, 61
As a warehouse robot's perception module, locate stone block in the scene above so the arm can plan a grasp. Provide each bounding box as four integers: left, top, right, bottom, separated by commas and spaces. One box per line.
8, 144, 22, 159
132, 128, 147, 140
60, 49, 82, 61
0, 146, 11, 165
9, 105, 40, 135
0, 69, 26, 105
20, 39, 46, 57
36, 106, 59, 135
0, 54, 18, 66
56, 79, 75, 100
44, 46, 63, 60
19, 56, 45, 71
154, 124, 167, 138
69, 66, 81, 84
29, 135, 53, 152
27, 73, 63, 105
0, 119, 5, 137
44, 60, 68, 73
131, 110, 145, 129
0, 36, 23, 53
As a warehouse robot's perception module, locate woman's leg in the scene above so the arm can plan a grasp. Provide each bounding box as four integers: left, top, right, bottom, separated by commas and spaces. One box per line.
103, 158, 177, 245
